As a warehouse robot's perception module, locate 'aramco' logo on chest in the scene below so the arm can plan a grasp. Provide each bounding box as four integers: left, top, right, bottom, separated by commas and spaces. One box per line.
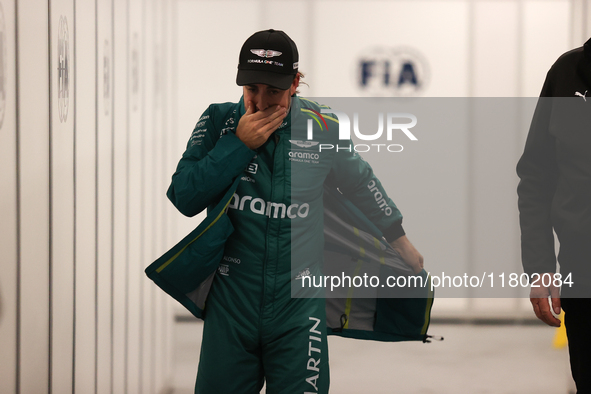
57, 16, 69, 123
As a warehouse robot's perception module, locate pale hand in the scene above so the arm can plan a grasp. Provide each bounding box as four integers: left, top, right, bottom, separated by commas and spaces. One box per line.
236, 104, 287, 150
530, 275, 561, 327
390, 235, 424, 274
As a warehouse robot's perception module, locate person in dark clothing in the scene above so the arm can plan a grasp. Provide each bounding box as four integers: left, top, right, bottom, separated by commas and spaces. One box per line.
517, 38, 591, 393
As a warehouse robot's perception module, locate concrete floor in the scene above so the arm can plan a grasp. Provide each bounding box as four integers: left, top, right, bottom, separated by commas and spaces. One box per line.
172, 321, 575, 394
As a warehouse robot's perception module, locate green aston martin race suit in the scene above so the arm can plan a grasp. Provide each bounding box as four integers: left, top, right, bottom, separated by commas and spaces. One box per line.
167, 95, 407, 393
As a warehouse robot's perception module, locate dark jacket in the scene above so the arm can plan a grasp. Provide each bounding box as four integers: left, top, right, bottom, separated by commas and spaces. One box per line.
517, 38, 591, 295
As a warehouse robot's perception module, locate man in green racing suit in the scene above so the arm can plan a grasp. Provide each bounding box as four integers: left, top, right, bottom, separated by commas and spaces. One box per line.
167, 29, 424, 394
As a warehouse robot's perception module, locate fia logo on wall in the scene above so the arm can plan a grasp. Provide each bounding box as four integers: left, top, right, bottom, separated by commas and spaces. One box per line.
0, 3, 6, 129
57, 16, 69, 123
356, 47, 429, 97
103, 39, 111, 116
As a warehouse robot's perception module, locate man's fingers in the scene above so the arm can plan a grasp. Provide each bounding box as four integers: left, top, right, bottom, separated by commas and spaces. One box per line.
408, 253, 423, 274
390, 235, 424, 274
531, 298, 546, 322
265, 106, 288, 124
249, 104, 282, 120
549, 286, 562, 315
531, 298, 545, 322
530, 297, 561, 327
551, 296, 562, 316
236, 105, 288, 149
402, 249, 422, 274
259, 107, 287, 135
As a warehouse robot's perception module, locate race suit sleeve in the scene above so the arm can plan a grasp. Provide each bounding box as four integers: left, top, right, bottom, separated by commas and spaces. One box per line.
516, 71, 559, 276
325, 146, 405, 243
167, 105, 256, 217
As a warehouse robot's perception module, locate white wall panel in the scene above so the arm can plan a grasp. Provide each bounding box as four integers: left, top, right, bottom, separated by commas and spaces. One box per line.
112, 0, 129, 391
155, 0, 165, 257
163, 0, 175, 384
126, 0, 144, 391
141, 0, 155, 391
152, 0, 164, 390
164, 0, 177, 253
74, 0, 97, 392
74, 0, 97, 393
96, 0, 114, 391
522, 0, 571, 96
0, 0, 18, 392
152, 0, 165, 259
584, 0, 591, 40
570, 0, 591, 55
161, 0, 175, 383
50, 1, 75, 393
16, 0, 50, 392
472, 1, 520, 97
167, 0, 179, 247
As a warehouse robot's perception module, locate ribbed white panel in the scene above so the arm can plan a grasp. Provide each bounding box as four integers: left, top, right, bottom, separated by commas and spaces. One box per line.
17, 0, 50, 392
49, 0, 75, 392
162, 0, 176, 386
112, 0, 129, 392
95, 0, 114, 391
73, 0, 97, 392
126, 0, 144, 392
0, 0, 18, 392
152, 0, 165, 390
141, 0, 155, 391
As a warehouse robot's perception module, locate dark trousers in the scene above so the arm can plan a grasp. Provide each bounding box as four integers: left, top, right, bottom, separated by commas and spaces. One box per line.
562, 298, 591, 394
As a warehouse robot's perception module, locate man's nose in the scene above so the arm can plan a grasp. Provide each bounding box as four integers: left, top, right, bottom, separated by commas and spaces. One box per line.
255, 92, 268, 111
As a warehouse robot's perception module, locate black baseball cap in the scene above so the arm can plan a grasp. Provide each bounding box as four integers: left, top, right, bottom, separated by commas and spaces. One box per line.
236, 29, 299, 90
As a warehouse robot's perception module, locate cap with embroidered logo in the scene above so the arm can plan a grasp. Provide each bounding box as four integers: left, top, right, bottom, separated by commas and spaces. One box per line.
236, 29, 299, 90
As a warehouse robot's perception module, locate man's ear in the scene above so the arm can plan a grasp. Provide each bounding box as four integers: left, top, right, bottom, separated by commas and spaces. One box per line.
290, 74, 300, 95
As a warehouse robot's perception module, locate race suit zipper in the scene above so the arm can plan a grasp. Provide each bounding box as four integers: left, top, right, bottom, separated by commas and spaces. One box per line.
261, 133, 280, 318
